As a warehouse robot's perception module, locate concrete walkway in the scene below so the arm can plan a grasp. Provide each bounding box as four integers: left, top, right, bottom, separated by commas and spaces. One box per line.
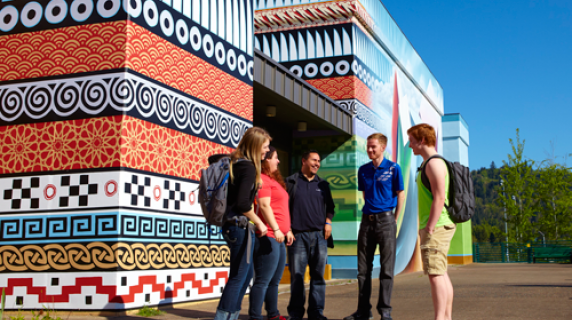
8, 263, 571, 320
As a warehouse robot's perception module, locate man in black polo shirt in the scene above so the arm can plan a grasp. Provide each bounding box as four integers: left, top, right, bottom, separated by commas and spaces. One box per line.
345, 133, 404, 320
285, 150, 335, 320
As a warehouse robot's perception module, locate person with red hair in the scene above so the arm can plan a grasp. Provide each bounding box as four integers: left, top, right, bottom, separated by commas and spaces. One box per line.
408, 123, 456, 320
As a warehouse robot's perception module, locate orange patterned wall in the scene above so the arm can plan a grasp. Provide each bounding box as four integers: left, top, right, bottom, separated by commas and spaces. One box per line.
126, 22, 252, 121
0, 116, 232, 180
0, 21, 126, 81
0, 20, 252, 121
120, 116, 233, 180
0, 116, 122, 173
307, 75, 372, 108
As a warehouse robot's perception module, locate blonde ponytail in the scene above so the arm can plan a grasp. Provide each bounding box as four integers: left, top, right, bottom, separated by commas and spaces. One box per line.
229, 127, 271, 186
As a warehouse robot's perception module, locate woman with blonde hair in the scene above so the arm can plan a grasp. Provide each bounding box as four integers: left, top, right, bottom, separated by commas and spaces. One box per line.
249, 146, 294, 320
214, 127, 271, 320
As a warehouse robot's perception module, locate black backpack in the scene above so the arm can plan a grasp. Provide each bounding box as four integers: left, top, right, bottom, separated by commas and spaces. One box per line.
419, 155, 475, 223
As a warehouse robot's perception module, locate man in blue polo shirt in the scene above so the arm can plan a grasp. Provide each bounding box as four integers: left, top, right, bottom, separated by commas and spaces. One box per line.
345, 133, 405, 320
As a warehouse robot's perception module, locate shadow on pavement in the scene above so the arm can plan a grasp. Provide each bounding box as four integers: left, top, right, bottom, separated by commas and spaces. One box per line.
506, 284, 572, 288
162, 308, 216, 319
103, 316, 157, 320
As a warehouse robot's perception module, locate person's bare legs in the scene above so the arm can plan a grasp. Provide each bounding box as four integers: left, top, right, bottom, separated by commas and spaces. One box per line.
428, 273, 453, 320
443, 272, 453, 320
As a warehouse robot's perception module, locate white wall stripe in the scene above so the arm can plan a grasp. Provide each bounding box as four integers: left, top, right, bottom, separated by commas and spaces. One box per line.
156, 0, 252, 56
247, 0, 253, 55
280, 33, 289, 62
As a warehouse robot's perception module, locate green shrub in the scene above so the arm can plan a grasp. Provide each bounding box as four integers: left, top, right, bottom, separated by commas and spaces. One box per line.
137, 305, 165, 317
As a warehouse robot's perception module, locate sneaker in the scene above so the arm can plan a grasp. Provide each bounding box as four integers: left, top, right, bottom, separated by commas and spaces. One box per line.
342, 311, 373, 320
380, 311, 392, 320
269, 316, 287, 320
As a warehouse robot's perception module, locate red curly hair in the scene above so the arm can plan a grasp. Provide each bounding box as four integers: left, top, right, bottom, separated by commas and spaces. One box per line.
407, 123, 436, 147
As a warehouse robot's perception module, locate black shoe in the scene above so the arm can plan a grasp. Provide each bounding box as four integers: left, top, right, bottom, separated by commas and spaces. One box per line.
343, 311, 373, 320
308, 316, 327, 320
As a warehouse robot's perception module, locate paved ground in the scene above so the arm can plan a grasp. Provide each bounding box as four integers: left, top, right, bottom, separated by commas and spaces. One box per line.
6, 263, 571, 320
171, 263, 572, 320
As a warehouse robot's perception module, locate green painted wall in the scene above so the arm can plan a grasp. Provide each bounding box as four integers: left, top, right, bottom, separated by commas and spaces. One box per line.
449, 220, 473, 256
291, 135, 364, 256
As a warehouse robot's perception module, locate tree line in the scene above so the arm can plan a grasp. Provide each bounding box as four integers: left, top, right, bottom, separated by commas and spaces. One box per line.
471, 129, 572, 243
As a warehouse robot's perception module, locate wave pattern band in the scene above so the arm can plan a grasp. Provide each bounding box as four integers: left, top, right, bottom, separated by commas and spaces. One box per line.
0, 72, 251, 148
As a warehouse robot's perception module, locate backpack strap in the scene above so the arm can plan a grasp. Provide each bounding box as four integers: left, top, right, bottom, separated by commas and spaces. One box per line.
419, 154, 446, 193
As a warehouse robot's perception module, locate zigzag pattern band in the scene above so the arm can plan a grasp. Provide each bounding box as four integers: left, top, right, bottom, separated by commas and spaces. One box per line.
0, 269, 229, 309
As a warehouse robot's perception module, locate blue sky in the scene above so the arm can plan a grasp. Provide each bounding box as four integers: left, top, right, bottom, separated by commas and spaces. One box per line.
382, 0, 572, 170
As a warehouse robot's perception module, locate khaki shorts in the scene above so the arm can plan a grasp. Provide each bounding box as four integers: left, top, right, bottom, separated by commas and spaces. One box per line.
419, 224, 456, 275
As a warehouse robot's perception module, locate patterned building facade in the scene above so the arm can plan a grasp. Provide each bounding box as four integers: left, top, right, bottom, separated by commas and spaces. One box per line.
254, 0, 470, 278
0, 0, 253, 310
0, 0, 471, 311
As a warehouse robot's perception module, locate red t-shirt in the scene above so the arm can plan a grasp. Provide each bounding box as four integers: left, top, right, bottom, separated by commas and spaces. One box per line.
256, 174, 291, 239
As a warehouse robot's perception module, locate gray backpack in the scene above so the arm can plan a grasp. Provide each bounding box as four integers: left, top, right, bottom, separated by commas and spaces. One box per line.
198, 156, 234, 227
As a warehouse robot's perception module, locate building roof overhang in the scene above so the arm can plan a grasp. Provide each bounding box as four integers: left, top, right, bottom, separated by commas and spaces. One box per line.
253, 49, 353, 135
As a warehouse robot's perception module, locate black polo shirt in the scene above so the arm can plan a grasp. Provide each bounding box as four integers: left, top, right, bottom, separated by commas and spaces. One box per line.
291, 174, 329, 232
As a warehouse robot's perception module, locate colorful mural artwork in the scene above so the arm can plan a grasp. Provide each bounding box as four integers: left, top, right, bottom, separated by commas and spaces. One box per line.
0, 0, 253, 310
0, 0, 470, 311
255, 0, 468, 279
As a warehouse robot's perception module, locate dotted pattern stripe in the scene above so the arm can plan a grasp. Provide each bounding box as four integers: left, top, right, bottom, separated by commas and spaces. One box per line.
126, 21, 253, 120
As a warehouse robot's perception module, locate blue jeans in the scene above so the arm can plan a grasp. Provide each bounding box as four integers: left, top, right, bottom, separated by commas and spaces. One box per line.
287, 231, 328, 319
249, 236, 287, 320
217, 224, 255, 313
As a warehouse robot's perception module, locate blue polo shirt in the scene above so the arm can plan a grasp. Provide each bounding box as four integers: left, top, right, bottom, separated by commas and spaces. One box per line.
358, 158, 404, 214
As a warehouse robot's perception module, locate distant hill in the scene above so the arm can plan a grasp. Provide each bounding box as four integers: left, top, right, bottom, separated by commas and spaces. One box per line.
471, 162, 506, 243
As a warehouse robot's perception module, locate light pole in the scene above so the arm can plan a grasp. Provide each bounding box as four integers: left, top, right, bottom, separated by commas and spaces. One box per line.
500, 179, 509, 262
538, 230, 546, 247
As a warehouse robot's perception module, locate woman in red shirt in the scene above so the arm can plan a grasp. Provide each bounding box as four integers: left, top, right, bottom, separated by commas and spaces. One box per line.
249, 146, 294, 320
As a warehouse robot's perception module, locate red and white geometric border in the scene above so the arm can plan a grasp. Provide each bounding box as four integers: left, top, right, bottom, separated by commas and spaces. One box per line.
0, 268, 229, 310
